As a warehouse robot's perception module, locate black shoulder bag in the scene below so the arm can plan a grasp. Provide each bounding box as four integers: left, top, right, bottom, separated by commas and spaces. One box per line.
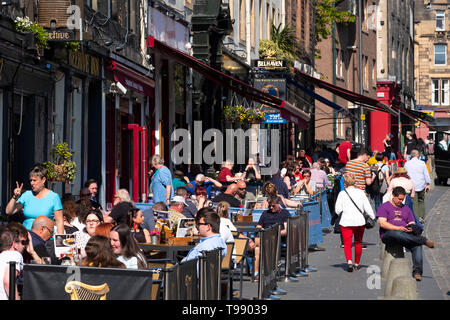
344, 189, 376, 229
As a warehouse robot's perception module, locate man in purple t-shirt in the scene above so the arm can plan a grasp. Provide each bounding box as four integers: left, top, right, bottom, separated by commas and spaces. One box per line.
376, 186, 435, 281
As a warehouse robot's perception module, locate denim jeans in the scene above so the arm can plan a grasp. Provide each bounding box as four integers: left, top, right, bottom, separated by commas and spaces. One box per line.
406, 195, 424, 230
382, 230, 427, 275
371, 193, 382, 212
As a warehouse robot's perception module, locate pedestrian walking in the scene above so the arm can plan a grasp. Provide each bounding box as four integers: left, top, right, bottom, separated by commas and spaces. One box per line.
367, 152, 390, 212
404, 149, 431, 223
403, 131, 417, 161
382, 133, 396, 160
344, 148, 376, 193
335, 135, 352, 170
334, 173, 375, 272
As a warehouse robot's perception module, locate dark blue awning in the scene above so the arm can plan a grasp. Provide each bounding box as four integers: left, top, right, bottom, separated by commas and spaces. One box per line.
286, 77, 356, 120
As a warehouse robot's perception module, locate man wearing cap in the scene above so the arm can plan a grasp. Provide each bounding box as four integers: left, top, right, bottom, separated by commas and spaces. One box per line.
167, 196, 188, 226
186, 174, 222, 198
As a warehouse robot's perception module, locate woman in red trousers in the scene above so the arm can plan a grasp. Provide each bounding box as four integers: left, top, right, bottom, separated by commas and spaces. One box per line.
335, 173, 376, 271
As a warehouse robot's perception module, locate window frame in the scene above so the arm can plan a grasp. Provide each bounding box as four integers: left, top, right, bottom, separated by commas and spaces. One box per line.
434, 44, 447, 66
436, 10, 445, 31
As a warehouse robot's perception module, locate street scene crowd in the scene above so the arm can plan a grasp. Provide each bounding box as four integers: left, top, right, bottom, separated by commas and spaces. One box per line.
0, 130, 446, 300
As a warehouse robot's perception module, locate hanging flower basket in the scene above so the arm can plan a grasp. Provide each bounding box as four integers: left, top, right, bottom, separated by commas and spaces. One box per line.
43, 142, 76, 183
223, 105, 266, 124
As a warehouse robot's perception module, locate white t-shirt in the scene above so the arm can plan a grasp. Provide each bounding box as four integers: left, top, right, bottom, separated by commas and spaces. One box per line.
0, 251, 23, 300
220, 220, 235, 244
335, 187, 375, 227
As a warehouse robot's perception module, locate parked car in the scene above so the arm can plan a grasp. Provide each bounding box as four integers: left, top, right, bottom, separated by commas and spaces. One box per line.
434, 132, 450, 186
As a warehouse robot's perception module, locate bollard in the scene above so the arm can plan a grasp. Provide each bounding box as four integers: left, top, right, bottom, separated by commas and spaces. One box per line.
381, 243, 405, 279
384, 258, 412, 297
379, 242, 386, 261
390, 276, 418, 300
9, 261, 16, 300
298, 209, 310, 275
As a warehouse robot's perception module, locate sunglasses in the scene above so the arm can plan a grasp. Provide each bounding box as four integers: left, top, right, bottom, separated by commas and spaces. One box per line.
20, 240, 29, 246
80, 193, 91, 196
238, 188, 246, 190
196, 222, 209, 227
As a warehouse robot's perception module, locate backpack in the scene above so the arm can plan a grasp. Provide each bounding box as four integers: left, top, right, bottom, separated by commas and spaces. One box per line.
368, 164, 387, 195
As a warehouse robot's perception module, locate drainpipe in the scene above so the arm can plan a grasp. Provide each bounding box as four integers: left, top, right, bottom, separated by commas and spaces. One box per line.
246, 0, 251, 65
332, 21, 337, 141
358, 0, 365, 146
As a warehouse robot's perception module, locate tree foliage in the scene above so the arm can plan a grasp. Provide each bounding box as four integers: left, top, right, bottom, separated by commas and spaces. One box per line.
315, 0, 355, 59
259, 22, 303, 67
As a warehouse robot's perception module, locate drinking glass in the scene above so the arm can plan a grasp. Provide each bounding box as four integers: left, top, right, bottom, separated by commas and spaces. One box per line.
106, 203, 113, 211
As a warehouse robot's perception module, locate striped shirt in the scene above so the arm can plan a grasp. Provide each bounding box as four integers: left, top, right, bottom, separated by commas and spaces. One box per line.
345, 159, 371, 191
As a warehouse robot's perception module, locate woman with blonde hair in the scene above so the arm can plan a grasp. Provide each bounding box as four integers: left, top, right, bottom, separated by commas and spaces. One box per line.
335, 173, 375, 272
261, 182, 300, 208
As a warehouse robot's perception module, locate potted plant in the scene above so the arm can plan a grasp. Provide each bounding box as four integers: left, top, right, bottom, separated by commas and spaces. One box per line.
43, 142, 77, 184
223, 105, 266, 124
149, 230, 160, 244
14, 16, 50, 57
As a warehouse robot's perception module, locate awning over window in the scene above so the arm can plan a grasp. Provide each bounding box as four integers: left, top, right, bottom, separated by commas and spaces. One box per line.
292, 68, 397, 116
148, 36, 310, 128
105, 60, 155, 97
286, 77, 356, 120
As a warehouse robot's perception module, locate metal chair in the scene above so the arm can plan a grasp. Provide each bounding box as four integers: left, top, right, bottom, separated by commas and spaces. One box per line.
231, 237, 249, 300
221, 242, 235, 300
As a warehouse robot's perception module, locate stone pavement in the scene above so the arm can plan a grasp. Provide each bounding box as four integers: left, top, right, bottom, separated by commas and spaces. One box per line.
237, 186, 449, 300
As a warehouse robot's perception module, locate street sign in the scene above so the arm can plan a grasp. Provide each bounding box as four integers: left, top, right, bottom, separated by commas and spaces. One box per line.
361, 114, 366, 121
265, 113, 287, 124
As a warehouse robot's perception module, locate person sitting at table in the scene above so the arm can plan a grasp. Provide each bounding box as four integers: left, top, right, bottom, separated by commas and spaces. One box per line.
212, 184, 242, 208
293, 170, 316, 197
234, 180, 256, 207
109, 224, 147, 269
167, 196, 188, 226
182, 208, 227, 262
127, 207, 151, 243
253, 196, 290, 281
186, 174, 223, 199
194, 186, 212, 210
216, 202, 235, 244
141, 202, 167, 233
82, 235, 125, 268
260, 182, 300, 209
74, 209, 103, 254
176, 187, 198, 219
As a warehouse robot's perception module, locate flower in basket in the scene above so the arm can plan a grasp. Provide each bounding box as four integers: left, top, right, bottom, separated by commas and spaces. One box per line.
223, 105, 266, 124
43, 142, 77, 183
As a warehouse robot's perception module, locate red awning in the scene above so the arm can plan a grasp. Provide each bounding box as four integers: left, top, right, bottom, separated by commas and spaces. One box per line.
280, 101, 310, 128
105, 60, 155, 98
147, 36, 310, 128
293, 68, 397, 116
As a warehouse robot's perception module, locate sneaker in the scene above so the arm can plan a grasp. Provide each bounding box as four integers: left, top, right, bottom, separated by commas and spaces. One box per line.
340, 244, 345, 248
362, 245, 367, 249
425, 239, 435, 248
413, 273, 422, 281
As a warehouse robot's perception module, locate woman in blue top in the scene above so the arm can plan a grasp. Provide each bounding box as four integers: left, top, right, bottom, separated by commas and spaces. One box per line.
6, 165, 64, 234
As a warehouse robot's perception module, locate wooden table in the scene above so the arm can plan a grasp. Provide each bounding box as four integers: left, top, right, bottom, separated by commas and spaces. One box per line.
138, 243, 195, 262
